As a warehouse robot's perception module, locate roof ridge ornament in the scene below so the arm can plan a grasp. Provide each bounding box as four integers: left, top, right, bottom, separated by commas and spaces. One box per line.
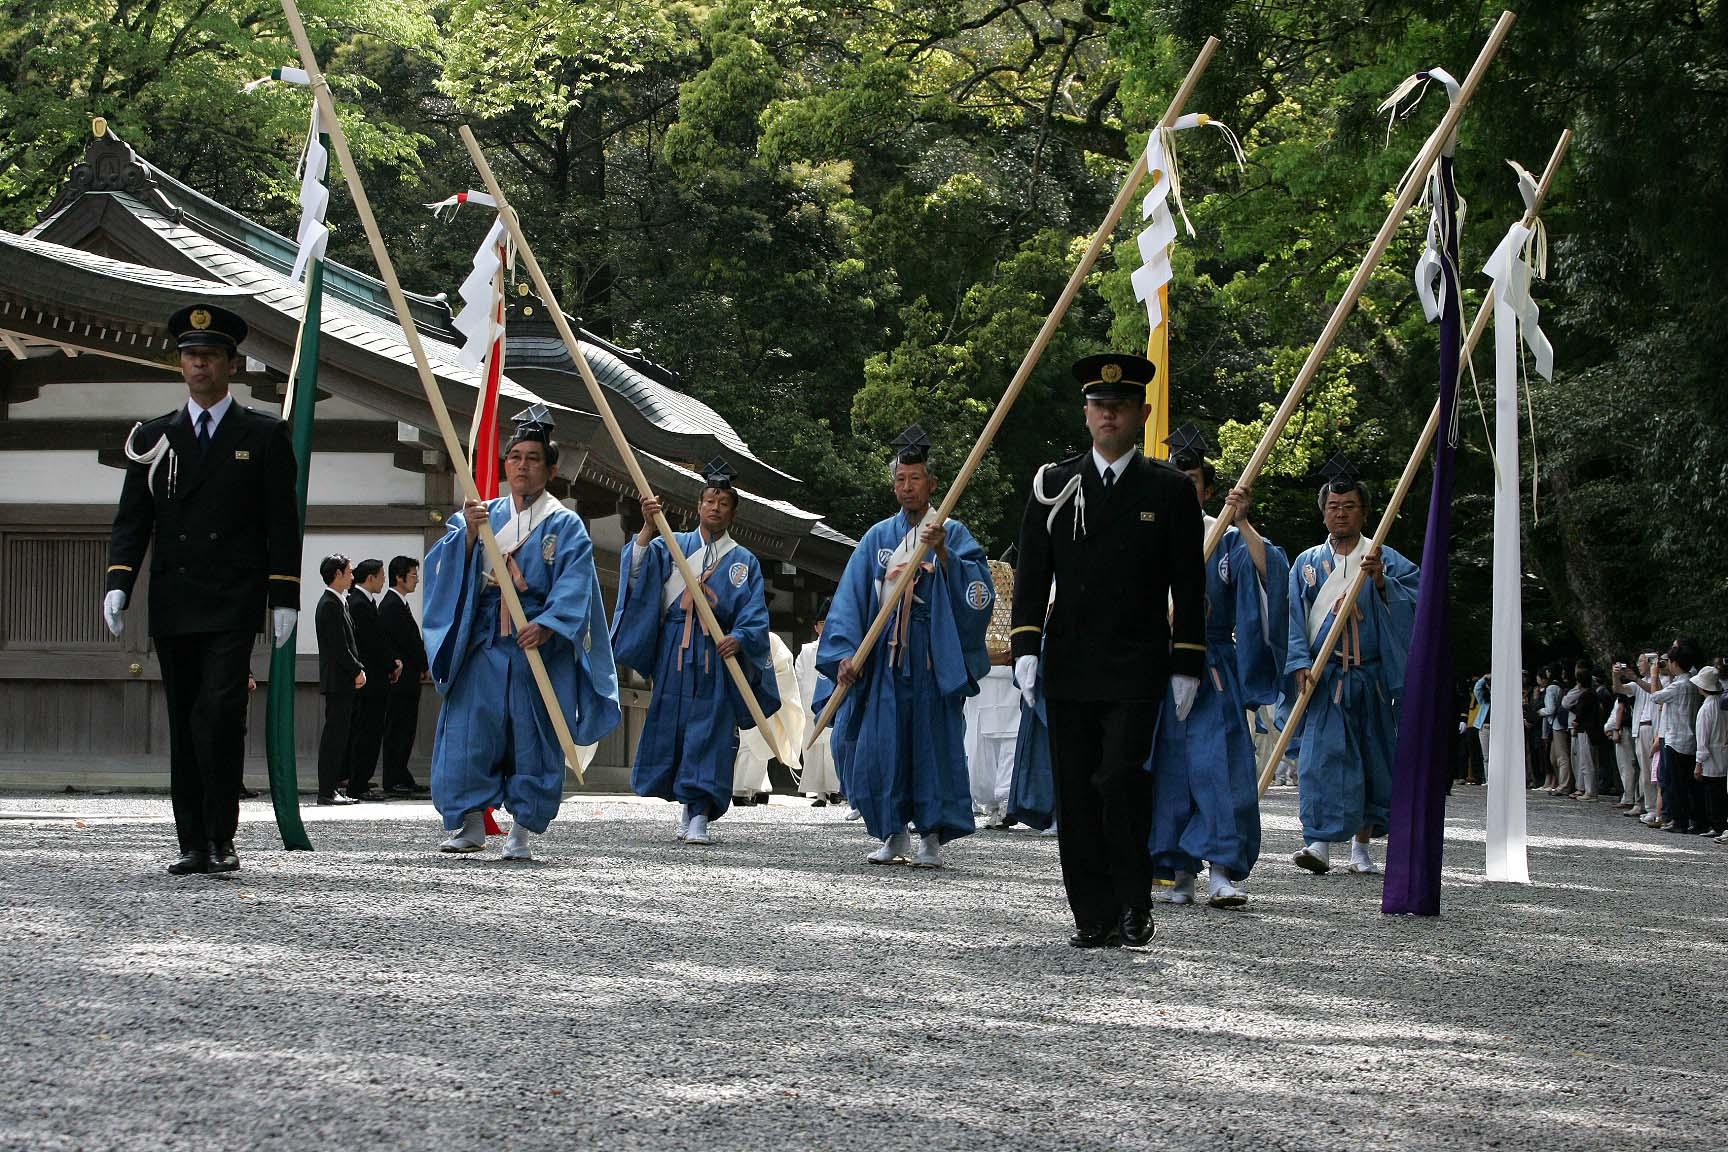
40, 119, 178, 223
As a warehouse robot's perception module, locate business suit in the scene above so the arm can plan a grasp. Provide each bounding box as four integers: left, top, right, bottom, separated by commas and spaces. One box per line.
1012, 448, 1206, 929
107, 400, 300, 855
316, 588, 364, 800
377, 588, 427, 791
345, 587, 395, 794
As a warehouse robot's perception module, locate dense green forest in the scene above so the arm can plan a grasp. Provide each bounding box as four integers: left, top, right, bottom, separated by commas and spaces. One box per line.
2, 0, 1723, 667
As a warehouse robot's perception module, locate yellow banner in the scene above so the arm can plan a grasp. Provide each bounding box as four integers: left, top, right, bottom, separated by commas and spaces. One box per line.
1143, 284, 1171, 458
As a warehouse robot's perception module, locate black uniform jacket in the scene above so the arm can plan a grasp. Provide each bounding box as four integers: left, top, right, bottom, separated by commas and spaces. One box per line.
316, 590, 364, 693
377, 591, 428, 680
347, 588, 397, 680
106, 402, 301, 638
1010, 450, 1206, 702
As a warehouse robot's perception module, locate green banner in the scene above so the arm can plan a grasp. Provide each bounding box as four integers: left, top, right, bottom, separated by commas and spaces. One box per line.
265, 252, 324, 851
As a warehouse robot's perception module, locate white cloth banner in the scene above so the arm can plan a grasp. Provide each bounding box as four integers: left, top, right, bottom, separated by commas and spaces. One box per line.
450, 215, 510, 372
1482, 214, 1552, 885
290, 101, 329, 283
1130, 114, 1244, 332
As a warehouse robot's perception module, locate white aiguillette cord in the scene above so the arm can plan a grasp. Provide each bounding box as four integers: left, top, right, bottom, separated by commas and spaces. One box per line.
123, 422, 175, 497
1031, 462, 1085, 539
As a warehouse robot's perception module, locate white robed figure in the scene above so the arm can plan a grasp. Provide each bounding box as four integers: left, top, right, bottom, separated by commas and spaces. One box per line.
795, 598, 843, 802
422, 408, 621, 860
733, 632, 804, 800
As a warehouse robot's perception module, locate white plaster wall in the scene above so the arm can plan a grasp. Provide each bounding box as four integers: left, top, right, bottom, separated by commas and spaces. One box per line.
2, 452, 125, 503
304, 454, 423, 505
0, 450, 422, 505
14, 379, 390, 423
297, 532, 425, 655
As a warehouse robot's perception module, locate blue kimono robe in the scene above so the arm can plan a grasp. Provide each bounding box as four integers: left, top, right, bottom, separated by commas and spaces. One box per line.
816, 510, 993, 844
611, 531, 779, 820
423, 496, 621, 833
1148, 524, 1290, 881
1284, 539, 1419, 843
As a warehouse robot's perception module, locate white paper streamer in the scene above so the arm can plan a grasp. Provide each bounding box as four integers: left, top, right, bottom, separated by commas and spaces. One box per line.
290, 100, 329, 284
1131, 115, 1245, 332
450, 215, 511, 372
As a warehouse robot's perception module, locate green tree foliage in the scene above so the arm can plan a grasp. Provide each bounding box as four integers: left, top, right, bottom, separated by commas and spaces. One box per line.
2, 0, 1723, 663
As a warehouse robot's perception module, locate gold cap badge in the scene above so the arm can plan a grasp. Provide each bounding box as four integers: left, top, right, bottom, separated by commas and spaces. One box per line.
189, 308, 212, 330
1100, 363, 1122, 384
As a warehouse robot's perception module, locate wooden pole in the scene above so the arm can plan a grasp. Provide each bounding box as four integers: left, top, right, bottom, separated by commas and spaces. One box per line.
456, 126, 795, 766
1203, 10, 1517, 564
805, 36, 1222, 748
277, 0, 589, 782
1257, 126, 1570, 797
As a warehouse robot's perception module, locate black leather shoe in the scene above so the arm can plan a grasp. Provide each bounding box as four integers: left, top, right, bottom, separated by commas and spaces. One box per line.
1119, 905, 1155, 948
207, 842, 240, 873
167, 850, 210, 876
238, 785, 261, 800
350, 789, 390, 802
1068, 921, 1121, 949
386, 784, 429, 798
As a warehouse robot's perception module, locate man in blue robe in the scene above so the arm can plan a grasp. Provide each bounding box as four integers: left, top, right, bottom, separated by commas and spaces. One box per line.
1284, 457, 1419, 875
611, 459, 779, 846
1147, 429, 1290, 908
422, 406, 622, 861
818, 425, 994, 869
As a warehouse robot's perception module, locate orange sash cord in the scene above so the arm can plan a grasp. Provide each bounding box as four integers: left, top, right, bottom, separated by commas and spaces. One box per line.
886, 561, 935, 668
495, 555, 530, 637
677, 559, 723, 672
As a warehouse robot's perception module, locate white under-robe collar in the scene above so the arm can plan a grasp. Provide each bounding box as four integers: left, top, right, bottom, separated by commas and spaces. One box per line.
662, 529, 737, 609
1307, 534, 1371, 645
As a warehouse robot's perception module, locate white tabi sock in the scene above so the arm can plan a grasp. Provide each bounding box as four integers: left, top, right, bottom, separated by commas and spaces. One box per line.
1349, 839, 1379, 874
503, 823, 535, 861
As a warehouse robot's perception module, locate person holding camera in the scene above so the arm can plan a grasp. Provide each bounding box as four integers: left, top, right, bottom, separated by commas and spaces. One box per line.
1646, 641, 1704, 833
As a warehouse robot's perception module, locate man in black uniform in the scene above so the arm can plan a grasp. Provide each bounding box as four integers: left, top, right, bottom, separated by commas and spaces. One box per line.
314, 554, 365, 806
103, 302, 302, 875
377, 555, 430, 796
1010, 353, 1206, 948
344, 558, 400, 800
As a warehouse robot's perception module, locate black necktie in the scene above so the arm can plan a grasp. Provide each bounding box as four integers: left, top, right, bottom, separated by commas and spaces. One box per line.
196, 410, 212, 455
1102, 466, 1115, 492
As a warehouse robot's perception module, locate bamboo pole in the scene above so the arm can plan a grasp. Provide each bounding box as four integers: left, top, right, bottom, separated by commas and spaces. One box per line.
456, 126, 795, 766
805, 36, 1221, 748
277, 0, 589, 782
1257, 127, 1570, 797
1203, 10, 1517, 564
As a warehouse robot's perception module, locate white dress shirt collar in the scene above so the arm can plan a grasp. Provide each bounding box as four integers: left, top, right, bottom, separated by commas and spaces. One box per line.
1091, 446, 1137, 483
186, 392, 234, 433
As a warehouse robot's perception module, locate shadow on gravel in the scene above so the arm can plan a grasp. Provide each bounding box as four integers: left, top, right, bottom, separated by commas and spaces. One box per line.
1, 792, 1724, 1151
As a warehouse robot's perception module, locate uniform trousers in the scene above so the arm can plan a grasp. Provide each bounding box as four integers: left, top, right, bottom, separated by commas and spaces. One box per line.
157, 629, 252, 853
380, 680, 423, 789
319, 688, 356, 799
1046, 697, 1161, 927
346, 680, 390, 792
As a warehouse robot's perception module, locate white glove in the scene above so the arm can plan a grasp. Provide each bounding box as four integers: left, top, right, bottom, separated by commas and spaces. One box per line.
272, 607, 299, 649
1015, 654, 1038, 710
1171, 674, 1200, 723
103, 590, 127, 637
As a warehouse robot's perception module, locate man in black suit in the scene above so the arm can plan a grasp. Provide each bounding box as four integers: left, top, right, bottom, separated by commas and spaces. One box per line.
1010, 352, 1206, 949
105, 301, 302, 876
377, 555, 429, 797
344, 558, 400, 800
315, 554, 365, 806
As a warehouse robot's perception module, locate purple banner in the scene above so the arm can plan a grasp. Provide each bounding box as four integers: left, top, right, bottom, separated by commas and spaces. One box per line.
1383, 149, 1461, 916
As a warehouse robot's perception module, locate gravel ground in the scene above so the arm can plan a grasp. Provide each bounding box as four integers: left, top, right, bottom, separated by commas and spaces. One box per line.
1, 784, 1724, 1151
